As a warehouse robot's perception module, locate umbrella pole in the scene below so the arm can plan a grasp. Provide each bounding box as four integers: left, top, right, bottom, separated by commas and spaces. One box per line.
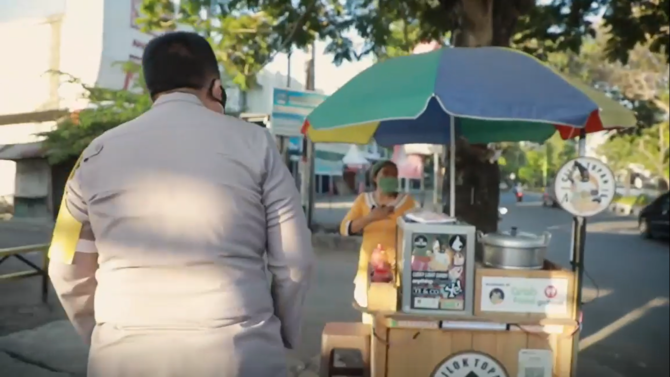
570, 128, 588, 377
449, 116, 456, 218
432, 152, 440, 208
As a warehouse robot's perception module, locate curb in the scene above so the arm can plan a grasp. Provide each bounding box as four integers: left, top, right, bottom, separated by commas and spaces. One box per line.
312, 233, 361, 252
608, 203, 643, 217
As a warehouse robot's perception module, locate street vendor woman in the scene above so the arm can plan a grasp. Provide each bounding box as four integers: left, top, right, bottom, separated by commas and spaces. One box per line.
340, 160, 418, 324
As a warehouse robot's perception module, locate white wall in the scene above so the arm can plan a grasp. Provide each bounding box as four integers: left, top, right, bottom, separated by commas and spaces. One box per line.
57, 0, 106, 110
0, 17, 55, 115
0, 16, 64, 198
0, 0, 105, 200
96, 0, 151, 92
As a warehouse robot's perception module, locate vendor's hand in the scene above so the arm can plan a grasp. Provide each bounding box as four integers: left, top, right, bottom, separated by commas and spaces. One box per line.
368, 205, 394, 222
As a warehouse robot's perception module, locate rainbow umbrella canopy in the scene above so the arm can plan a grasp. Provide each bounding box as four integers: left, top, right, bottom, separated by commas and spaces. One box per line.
301, 47, 635, 145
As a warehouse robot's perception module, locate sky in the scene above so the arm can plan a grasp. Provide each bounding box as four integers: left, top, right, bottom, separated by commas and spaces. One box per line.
0, 0, 65, 22
0, 0, 602, 96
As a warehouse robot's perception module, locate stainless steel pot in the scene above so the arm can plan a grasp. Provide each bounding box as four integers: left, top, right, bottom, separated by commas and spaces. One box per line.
477, 227, 551, 270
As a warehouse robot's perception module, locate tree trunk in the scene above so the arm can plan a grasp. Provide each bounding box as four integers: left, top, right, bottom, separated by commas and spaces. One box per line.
442, 0, 529, 235
624, 169, 631, 196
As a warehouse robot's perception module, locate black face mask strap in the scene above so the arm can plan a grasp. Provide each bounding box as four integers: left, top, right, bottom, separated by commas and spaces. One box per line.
209, 79, 227, 110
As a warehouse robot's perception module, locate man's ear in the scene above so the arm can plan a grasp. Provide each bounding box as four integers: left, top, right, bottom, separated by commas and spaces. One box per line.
213, 79, 227, 105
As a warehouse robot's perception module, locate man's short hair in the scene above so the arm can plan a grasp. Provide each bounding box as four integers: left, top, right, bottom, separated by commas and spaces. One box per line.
142, 32, 220, 97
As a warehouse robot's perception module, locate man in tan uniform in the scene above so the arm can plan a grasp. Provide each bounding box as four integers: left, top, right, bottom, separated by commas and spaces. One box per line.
48, 31, 315, 377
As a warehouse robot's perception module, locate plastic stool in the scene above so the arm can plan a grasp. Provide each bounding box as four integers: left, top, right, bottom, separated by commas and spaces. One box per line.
320, 322, 371, 377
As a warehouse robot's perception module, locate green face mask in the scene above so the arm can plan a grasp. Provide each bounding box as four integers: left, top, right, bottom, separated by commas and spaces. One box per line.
377, 177, 399, 194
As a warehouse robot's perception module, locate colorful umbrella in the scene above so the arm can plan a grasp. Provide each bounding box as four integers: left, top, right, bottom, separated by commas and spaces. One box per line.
301, 47, 635, 145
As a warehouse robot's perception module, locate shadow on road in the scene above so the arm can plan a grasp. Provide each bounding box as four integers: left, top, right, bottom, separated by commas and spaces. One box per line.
504, 203, 670, 376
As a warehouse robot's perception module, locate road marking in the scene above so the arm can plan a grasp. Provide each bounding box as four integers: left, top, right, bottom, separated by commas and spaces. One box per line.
580, 297, 669, 351
582, 287, 613, 303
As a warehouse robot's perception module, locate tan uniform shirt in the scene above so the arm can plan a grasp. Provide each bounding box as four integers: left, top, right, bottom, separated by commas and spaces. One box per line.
48, 93, 315, 377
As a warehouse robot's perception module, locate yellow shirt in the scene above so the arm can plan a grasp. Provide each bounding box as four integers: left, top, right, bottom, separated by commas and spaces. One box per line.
340, 192, 418, 285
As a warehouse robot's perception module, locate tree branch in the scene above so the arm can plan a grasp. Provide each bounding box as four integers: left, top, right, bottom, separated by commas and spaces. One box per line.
637, 139, 666, 178
653, 98, 670, 114
260, 2, 318, 69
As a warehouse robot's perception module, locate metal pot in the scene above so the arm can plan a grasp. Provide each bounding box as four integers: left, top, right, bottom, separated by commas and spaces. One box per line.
477, 227, 551, 270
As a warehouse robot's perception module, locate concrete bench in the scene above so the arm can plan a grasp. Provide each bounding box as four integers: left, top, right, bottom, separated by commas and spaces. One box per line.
0, 243, 50, 303
320, 322, 371, 377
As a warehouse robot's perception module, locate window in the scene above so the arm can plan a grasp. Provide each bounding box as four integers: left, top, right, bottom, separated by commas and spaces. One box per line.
660, 193, 669, 209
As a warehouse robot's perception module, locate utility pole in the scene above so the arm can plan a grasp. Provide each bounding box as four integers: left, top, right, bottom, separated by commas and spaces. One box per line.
287, 50, 292, 87
302, 42, 317, 229
542, 143, 548, 188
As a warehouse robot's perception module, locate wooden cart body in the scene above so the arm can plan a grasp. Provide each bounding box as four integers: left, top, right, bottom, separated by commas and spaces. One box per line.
363, 260, 580, 377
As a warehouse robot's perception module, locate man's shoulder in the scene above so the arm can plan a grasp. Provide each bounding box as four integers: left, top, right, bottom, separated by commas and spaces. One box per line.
90, 112, 147, 143
86, 108, 274, 155
217, 114, 272, 140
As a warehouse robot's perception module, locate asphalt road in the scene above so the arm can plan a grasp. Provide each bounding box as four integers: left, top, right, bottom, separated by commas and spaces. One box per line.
1, 193, 668, 376
506, 194, 670, 377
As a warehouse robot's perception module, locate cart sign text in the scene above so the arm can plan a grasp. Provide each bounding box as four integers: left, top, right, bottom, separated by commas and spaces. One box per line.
554, 157, 615, 217
410, 233, 468, 311
480, 277, 569, 314
432, 352, 508, 377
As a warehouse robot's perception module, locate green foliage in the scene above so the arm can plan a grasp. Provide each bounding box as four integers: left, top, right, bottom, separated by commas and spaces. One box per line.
136, 0, 347, 87
545, 134, 577, 173
40, 63, 152, 164
518, 149, 545, 187
135, 0, 668, 77
560, 27, 670, 185
498, 142, 526, 176
499, 136, 576, 187
602, 0, 669, 64
613, 193, 653, 206
375, 20, 425, 61
599, 120, 669, 184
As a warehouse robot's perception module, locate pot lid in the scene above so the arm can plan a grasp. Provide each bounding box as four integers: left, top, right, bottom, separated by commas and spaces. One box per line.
480, 227, 550, 248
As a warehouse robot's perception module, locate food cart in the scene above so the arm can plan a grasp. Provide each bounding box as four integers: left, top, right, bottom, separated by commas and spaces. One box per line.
301, 47, 636, 377
359, 216, 580, 377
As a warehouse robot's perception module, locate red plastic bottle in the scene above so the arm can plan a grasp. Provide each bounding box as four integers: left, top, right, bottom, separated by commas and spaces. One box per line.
370, 244, 393, 283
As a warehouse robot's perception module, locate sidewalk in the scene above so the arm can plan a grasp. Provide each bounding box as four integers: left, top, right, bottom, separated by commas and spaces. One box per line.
0, 320, 320, 377
0, 218, 52, 249
0, 320, 625, 377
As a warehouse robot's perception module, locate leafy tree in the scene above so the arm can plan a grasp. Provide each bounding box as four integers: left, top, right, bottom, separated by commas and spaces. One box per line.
135, 0, 669, 77
136, 0, 347, 88
518, 149, 545, 187
498, 142, 526, 177
598, 119, 669, 187
41, 63, 151, 164
329, 0, 666, 232
556, 27, 670, 188
545, 134, 577, 176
